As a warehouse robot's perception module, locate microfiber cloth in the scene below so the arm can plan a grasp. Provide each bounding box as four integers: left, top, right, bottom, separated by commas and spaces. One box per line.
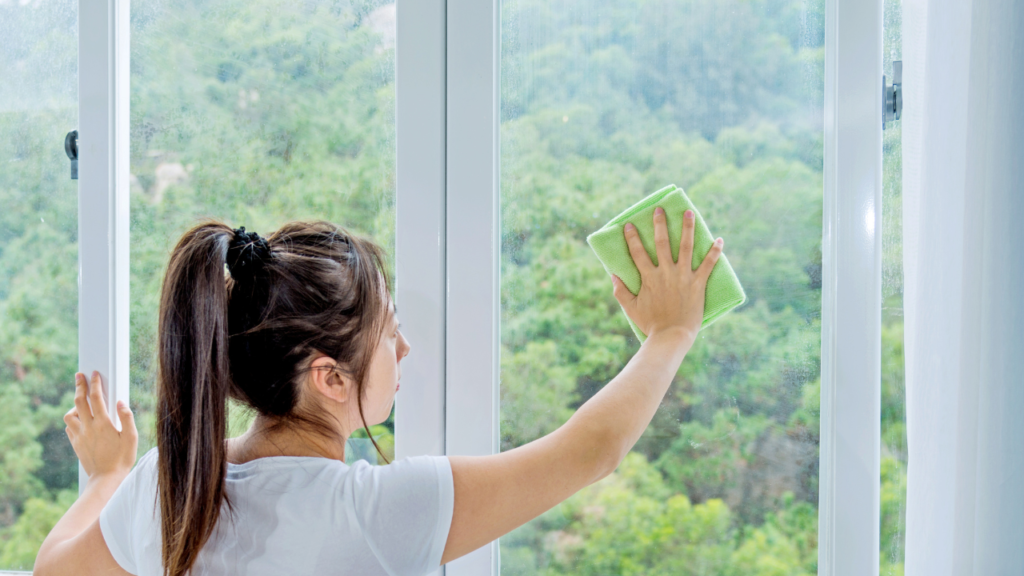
587, 184, 746, 342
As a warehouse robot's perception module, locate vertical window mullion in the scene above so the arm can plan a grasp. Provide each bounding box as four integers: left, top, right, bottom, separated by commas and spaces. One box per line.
819, 0, 883, 573
78, 0, 130, 491
395, 0, 448, 475
444, 0, 501, 575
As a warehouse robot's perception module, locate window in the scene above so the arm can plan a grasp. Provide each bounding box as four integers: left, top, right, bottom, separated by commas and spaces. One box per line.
0, 0, 891, 572
880, 0, 907, 572
498, 1, 825, 573
0, 0, 397, 570
128, 0, 398, 463
0, 0, 80, 569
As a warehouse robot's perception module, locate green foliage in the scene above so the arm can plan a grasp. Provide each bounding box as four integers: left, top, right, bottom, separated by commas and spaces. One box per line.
543, 454, 736, 576
730, 493, 817, 576
880, 456, 907, 575
0, 385, 45, 522
349, 423, 395, 465
881, 322, 907, 455
127, 0, 399, 455
0, 90, 80, 568
731, 527, 810, 576
495, 0, 868, 571
226, 399, 258, 439
0, 490, 76, 571
656, 410, 770, 502
501, 453, 818, 576
501, 341, 577, 450
501, 0, 824, 139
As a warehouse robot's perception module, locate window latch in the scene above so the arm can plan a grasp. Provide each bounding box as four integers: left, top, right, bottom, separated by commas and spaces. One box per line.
65, 130, 78, 180
883, 61, 902, 129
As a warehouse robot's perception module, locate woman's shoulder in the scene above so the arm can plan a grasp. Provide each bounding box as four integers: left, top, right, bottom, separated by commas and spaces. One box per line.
133, 448, 447, 473
127, 448, 450, 496
137, 446, 159, 468
343, 455, 452, 498
125, 447, 160, 486
119, 447, 159, 489
344, 455, 455, 574
125, 447, 161, 504
351, 454, 449, 477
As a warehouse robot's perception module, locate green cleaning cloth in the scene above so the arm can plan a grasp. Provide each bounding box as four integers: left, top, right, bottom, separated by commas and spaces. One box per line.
586, 184, 746, 342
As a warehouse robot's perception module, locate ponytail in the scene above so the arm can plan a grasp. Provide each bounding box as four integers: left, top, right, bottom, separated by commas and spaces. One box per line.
156, 223, 233, 576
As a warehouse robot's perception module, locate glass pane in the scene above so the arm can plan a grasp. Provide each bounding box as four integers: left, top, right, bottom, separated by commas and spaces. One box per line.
499, 1, 825, 573
130, 0, 397, 462
881, 0, 906, 573
0, 0, 80, 570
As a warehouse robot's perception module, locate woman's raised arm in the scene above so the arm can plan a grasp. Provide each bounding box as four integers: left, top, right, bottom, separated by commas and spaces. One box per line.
442, 207, 723, 565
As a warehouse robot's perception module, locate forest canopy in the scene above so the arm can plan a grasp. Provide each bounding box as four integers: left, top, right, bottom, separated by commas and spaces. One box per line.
0, 0, 906, 573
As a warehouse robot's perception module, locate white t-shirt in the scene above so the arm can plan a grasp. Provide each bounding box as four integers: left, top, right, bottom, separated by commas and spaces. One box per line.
99, 448, 454, 576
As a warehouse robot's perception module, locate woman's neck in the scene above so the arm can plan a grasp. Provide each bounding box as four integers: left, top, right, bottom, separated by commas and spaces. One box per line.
227, 414, 348, 464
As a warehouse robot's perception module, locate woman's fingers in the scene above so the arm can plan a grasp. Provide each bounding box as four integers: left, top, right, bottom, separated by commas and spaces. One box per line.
88, 371, 113, 427
73, 373, 92, 421
63, 407, 83, 434
652, 207, 672, 266
623, 223, 654, 275
697, 238, 724, 280
679, 210, 695, 270
116, 401, 138, 439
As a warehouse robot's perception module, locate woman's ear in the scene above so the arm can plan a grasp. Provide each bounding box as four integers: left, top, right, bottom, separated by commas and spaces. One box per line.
308, 355, 352, 405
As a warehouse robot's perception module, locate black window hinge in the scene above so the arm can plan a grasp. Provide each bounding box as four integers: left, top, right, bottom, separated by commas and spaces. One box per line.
65, 130, 78, 180
883, 61, 902, 130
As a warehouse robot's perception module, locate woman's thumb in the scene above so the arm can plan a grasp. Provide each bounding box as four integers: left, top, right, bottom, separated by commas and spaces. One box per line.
611, 275, 633, 309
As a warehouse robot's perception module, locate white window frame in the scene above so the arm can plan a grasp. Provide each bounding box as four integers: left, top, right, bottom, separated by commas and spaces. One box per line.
395, 1, 884, 576
395, 1, 501, 574
78, 0, 131, 492
819, 0, 883, 574
66, 0, 882, 575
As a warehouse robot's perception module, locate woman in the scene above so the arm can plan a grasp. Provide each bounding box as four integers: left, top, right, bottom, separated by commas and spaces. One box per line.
34, 209, 723, 576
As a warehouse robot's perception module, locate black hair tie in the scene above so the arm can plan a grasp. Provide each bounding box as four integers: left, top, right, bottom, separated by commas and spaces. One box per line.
227, 227, 271, 282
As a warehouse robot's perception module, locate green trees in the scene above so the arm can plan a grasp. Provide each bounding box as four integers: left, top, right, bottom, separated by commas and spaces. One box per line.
502, 453, 817, 576
497, 5, 829, 570
0, 45, 81, 566
0, 491, 76, 568
0, 0, 907, 571
497, 0, 902, 573
127, 0, 399, 458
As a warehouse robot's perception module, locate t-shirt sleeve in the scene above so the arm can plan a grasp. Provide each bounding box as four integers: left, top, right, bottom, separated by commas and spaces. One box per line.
351, 455, 455, 576
99, 447, 159, 575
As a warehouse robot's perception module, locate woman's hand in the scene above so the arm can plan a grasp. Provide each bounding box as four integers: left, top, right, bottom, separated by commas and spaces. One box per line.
612, 207, 723, 347
36, 373, 136, 576
63, 372, 138, 480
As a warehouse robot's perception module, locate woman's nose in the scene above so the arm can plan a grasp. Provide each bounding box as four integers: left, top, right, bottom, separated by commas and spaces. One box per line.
398, 332, 411, 360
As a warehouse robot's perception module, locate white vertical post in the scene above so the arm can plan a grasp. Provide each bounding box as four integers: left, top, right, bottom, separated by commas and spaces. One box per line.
444, 0, 500, 574
819, 0, 882, 573
395, 0, 447, 468
78, 0, 130, 491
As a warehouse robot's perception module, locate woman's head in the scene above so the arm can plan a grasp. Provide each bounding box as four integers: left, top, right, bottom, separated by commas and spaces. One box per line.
155, 220, 405, 576
221, 221, 404, 431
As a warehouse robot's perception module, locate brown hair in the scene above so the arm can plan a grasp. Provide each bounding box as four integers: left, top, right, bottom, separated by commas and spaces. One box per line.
155, 221, 391, 576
